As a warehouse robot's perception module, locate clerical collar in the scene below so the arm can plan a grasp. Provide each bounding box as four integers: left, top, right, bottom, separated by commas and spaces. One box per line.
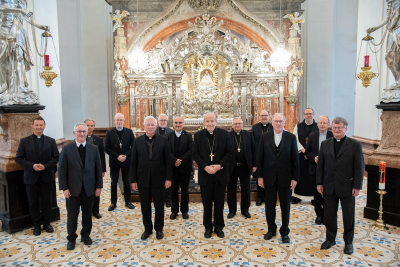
207, 130, 214, 135
160, 128, 165, 130
234, 130, 241, 135
116, 127, 123, 131
146, 134, 155, 140
75, 140, 86, 147
335, 135, 346, 142
261, 123, 267, 127
34, 134, 42, 138
87, 135, 92, 138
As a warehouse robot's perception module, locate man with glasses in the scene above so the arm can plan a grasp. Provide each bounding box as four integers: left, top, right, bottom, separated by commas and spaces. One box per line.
166, 117, 193, 220
317, 117, 364, 255
156, 113, 173, 207
257, 113, 299, 244
58, 123, 103, 250
292, 108, 318, 204
227, 118, 256, 219
305, 115, 333, 225
104, 113, 135, 211
251, 110, 273, 206
130, 116, 172, 240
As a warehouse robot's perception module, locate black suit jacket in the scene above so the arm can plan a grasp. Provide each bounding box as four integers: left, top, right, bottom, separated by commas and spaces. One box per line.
228, 130, 256, 175
316, 136, 364, 197
192, 128, 233, 186
15, 134, 59, 184
130, 135, 173, 188
104, 127, 135, 168
256, 131, 299, 187
251, 122, 273, 153
166, 130, 193, 174
58, 142, 103, 197
305, 131, 333, 175
89, 134, 106, 173
156, 126, 173, 136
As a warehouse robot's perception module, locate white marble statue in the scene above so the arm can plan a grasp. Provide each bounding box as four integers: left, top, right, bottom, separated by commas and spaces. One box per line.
283, 12, 305, 34
113, 61, 128, 106
110, 10, 130, 32
288, 64, 300, 96
0, 0, 49, 105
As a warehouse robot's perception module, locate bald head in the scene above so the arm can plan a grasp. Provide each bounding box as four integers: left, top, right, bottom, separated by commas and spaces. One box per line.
114, 113, 125, 129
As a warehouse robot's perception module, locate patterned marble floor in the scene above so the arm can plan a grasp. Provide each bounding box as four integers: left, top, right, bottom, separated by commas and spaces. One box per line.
1, 174, 399, 267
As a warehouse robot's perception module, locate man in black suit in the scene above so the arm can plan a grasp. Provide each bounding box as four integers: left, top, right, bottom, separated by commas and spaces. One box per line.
84, 119, 106, 219
15, 116, 59, 236
193, 113, 233, 239
166, 117, 193, 220
131, 116, 173, 240
227, 117, 256, 219
156, 113, 174, 208
58, 123, 103, 250
305, 115, 333, 225
317, 117, 364, 255
251, 110, 273, 206
257, 113, 299, 244
104, 113, 135, 211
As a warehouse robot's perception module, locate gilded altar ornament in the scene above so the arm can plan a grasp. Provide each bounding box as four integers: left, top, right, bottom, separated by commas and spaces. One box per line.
40, 66, 58, 87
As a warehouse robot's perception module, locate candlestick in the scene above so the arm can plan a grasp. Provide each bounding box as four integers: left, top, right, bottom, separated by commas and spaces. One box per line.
44, 55, 50, 67
372, 189, 389, 231
379, 161, 386, 190
364, 55, 369, 67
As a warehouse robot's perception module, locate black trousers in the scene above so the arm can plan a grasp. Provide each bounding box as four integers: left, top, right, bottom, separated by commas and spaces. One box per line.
264, 181, 292, 236
138, 186, 165, 232
92, 196, 100, 215
67, 187, 94, 241
110, 166, 131, 204
25, 177, 53, 227
200, 176, 226, 231
164, 187, 171, 202
171, 171, 190, 214
311, 174, 323, 217
227, 165, 250, 214
324, 192, 355, 244
253, 173, 265, 200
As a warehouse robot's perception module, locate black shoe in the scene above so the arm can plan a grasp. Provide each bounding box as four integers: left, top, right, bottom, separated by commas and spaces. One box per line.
344, 244, 354, 255
321, 240, 336, 249
93, 213, 102, 219
108, 203, 116, 211
315, 216, 323, 225
43, 224, 54, 233
170, 213, 177, 219
227, 212, 235, 219
241, 212, 251, 218
81, 236, 92, 245
67, 240, 76, 250
182, 213, 189, 219
291, 197, 301, 204
281, 235, 290, 243
264, 232, 276, 240
311, 200, 315, 206
166, 201, 171, 208
204, 229, 212, 238
33, 226, 41, 236
156, 231, 164, 240
256, 199, 263, 206
141, 231, 152, 240
125, 202, 135, 209
214, 229, 224, 238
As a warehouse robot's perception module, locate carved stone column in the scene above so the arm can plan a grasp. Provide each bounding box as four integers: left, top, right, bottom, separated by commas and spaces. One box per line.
155, 98, 160, 119
166, 80, 174, 126
175, 80, 181, 117
130, 81, 136, 128
233, 79, 239, 118
241, 80, 247, 123
278, 78, 285, 113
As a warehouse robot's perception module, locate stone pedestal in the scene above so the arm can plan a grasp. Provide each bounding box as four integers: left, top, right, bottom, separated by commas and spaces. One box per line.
0, 106, 60, 233
363, 104, 400, 226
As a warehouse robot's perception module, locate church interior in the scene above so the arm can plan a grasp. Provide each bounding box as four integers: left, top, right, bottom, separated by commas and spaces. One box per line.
1, 0, 400, 266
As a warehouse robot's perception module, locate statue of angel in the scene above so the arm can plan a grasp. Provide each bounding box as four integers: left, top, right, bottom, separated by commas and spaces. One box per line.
113, 61, 127, 96
283, 12, 305, 34
0, 0, 49, 105
110, 10, 130, 32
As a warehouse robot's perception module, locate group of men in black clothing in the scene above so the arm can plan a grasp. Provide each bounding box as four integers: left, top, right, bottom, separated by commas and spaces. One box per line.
15, 109, 363, 255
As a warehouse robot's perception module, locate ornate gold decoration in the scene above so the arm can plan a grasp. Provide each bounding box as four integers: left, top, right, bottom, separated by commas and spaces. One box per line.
356, 66, 377, 88
285, 94, 298, 106
117, 94, 128, 106
39, 66, 58, 87
362, 34, 374, 41
372, 189, 389, 231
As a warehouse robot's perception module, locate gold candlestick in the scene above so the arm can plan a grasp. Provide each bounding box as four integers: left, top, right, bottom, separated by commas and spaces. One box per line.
372, 189, 389, 231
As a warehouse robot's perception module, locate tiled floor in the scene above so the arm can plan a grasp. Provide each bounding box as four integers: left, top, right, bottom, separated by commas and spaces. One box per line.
1, 173, 399, 267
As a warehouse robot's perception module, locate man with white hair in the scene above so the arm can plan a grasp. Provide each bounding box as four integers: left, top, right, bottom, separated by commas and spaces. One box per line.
156, 113, 173, 207
104, 113, 135, 211
130, 116, 173, 240
257, 113, 299, 244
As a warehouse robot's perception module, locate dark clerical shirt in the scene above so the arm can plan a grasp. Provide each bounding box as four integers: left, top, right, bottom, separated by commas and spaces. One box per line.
174, 133, 181, 156
145, 134, 155, 158
233, 131, 246, 164
33, 134, 44, 155
261, 123, 271, 133
206, 130, 216, 164
334, 135, 346, 158
158, 128, 166, 136
87, 135, 94, 144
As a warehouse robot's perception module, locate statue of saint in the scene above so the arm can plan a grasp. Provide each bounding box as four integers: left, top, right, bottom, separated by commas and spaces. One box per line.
0, 0, 49, 105
113, 61, 127, 95
367, 0, 400, 90
288, 64, 300, 96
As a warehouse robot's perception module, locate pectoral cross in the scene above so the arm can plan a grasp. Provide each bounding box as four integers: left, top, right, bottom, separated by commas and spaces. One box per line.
120, 143, 122, 148
305, 137, 309, 144
237, 148, 241, 152
210, 152, 215, 161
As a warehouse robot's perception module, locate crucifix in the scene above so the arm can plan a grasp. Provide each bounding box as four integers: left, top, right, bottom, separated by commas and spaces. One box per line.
120, 143, 122, 148
237, 148, 241, 152
210, 152, 215, 161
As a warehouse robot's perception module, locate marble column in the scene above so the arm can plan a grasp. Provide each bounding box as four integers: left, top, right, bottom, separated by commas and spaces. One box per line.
233, 79, 239, 118
278, 78, 285, 113
166, 80, 174, 126
176, 80, 181, 117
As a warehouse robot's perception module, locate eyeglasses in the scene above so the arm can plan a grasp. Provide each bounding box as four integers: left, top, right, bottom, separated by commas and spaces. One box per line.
318, 122, 329, 125
75, 131, 87, 134
174, 122, 183, 124
304, 113, 314, 116
233, 123, 243, 125
260, 115, 269, 117
332, 127, 346, 130
273, 120, 284, 124
159, 120, 168, 122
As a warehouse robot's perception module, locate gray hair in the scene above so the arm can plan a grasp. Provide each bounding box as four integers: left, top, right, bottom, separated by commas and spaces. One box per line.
332, 117, 348, 127
73, 123, 88, 132
304, 107, 315, 114
272, 113, 286, 122
84, 118, 95, 126
232, 117, 243, 124
158, 113, 167, 120
114, 113, 124, 120
144, 116, 157, 125
317, 115, 330, 124
203, 112, 217, 122
259, 109, 269, 116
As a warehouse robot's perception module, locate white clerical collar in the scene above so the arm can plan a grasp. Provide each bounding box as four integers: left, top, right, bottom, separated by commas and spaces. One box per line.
35, 134, 42, 138
235, 131, 241, 135
75, 140, 86, 147
116, 127, 123, 131
262, 124, 267, 127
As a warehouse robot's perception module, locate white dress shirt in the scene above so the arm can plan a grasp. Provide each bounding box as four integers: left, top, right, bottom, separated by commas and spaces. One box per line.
175, 130, 182, 138
274, 132, 282, 147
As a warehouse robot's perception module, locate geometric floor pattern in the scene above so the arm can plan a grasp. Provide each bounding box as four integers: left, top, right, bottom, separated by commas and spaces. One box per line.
1, 175, 399, 267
